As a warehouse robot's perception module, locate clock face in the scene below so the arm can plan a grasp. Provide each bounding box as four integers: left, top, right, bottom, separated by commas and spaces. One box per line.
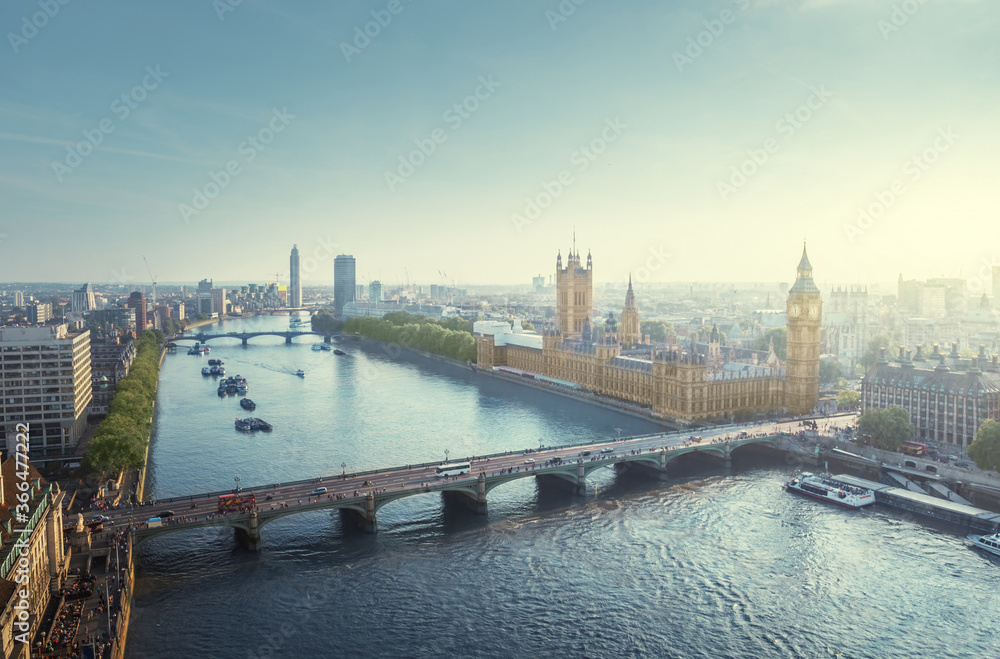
808, 304, 820, 319
789, 303, 801, 318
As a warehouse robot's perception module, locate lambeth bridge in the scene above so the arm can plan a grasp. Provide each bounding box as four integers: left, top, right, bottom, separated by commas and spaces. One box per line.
169, 330, 335, 347
100, 416, 848, 551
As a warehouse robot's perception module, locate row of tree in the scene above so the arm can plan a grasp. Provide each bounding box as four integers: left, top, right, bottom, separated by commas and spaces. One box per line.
84, 331, 163, 475
343, 314, 476, 362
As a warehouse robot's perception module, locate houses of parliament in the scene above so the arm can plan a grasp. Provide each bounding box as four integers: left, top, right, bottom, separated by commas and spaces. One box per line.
474, 244, 822, 422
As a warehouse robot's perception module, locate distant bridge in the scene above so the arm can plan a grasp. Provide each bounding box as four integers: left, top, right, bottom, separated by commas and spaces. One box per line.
169, 331, 335, 347
97, 415, 857, 552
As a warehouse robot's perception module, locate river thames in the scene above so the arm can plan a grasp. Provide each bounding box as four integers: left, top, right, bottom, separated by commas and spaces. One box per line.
127, 315, 1000, 658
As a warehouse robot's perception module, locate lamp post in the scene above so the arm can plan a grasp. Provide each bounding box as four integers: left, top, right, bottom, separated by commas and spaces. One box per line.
235, 476, 240, 493
341, 462, 346, 477
444, 449, 450, 463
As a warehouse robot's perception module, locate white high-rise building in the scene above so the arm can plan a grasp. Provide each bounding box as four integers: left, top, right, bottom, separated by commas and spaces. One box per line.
71, 283, 96, 313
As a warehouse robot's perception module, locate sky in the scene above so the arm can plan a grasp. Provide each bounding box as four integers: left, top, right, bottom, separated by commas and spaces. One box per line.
1, 0, 997, 290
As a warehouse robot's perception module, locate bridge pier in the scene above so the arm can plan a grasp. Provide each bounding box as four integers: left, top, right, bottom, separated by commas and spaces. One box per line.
241, 337, 248, 347
628, 449, 671, 482
235, 512, 262, 551
285, 334, 293, 345
538, 460, 591, 496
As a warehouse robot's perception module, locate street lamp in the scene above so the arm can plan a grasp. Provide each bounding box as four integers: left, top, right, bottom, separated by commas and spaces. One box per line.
234, 476, 240, 493
341, 462, 346, 477
444, 449, 450, 463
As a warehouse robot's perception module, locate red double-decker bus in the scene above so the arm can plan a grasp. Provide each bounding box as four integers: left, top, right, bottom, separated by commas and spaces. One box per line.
901, 441, 928, 457
218, 493, 256, 512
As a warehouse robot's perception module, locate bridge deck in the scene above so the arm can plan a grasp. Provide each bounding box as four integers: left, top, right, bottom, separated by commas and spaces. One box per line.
102, 415, 857, 544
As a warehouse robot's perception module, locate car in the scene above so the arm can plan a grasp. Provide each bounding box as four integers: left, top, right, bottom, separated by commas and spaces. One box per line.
91, 515, 110, 523
265, 494, 273, 500
159, 510, 174, 518
580, 451, 591, 457
600, 448, 614, 453
523, 458, 535, 464
311, 487, 327, 495
956, 461, 972, 469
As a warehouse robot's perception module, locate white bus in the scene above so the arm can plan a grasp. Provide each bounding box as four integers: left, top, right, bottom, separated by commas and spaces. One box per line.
435, 462, 471, 478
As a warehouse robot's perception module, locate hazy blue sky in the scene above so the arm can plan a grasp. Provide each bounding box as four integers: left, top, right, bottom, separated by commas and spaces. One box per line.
1, 0, 997, 289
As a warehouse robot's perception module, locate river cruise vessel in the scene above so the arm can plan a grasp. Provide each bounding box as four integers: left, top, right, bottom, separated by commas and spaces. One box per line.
785, 472, 875, 509
968, 532, 1000, 557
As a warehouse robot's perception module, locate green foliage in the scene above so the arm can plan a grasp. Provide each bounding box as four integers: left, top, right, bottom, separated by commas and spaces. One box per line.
343, 314, 476, 362
380, 311, 474, 334
84, 331, 162, 475
861, 333, 899, 369
819, 359, 841, 383
754, 328, 787, 360
836, 390, 860, 409
857, 407, 914, 451
969, 420, 1000, 471
310, 310, 342, 334
640, 320, 674, 343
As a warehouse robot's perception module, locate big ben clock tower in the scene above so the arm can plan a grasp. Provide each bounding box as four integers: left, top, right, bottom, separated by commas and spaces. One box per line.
785, 243, 822, 414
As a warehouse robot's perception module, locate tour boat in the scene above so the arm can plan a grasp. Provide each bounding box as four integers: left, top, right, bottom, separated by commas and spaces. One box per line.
312, 345, 322, 351
208, 359, 223, 365
210, 365, 219, 375
201, 367, 211, 375
240, 398, 256, 411
217, 367, 226, 376
321, 344, 332, 351
968, 532, 1000, 557
296, 370, 305, 377
785, 472, 874, 509
235, 418, 253, 432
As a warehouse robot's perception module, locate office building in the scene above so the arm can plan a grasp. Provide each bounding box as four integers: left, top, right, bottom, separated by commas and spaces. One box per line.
71, 283, 96, 313
0, 325, 92, 458
334, 255, 356, 318
369, 280, 383, 303
126, 292, 147, 330
289, 245, 302, 308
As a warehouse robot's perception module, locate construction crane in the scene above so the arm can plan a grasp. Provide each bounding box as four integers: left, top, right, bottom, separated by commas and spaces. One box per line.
142, 255, 157, 306
265, 273, 285, 285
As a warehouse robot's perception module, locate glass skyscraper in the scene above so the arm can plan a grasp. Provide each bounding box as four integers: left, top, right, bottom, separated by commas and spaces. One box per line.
334, 254, 356, 318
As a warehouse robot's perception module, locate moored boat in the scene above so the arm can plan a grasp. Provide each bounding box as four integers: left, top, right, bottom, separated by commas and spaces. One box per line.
333, 349, 345, 355
968, 532, 1000, 557
312, 344, 322, 351
320, 344, 332, 351
296, 370, 305, 377
240, 398, 256, 410
202, 367, 211, 375
785, 472, 874, 509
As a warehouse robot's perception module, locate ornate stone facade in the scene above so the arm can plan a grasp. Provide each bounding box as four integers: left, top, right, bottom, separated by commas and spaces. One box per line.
619, 275, 641, 347
785, 244, 822, 414
475, 246, 822, 422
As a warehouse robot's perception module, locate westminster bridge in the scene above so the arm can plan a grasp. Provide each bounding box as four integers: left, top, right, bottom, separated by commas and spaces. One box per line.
100, 415, 856, 551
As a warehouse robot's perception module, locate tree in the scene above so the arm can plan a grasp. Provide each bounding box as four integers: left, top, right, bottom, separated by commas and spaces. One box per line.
820, 359, 841, 383
754, 328, 786, 360
836, 390, 860, 409
640, 320, 674, 343
857, 407, 914, 451
861, 333, 899, 369
969, 420, 1000, 471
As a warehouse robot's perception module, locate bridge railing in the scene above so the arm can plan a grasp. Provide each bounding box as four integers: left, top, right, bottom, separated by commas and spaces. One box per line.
145, 420, 819, 505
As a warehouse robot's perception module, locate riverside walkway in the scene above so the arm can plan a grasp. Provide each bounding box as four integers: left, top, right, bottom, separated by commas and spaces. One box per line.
102, 414, 856, 551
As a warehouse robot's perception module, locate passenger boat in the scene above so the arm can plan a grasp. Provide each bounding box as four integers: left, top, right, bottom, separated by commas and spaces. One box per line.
333, 349, 345, 355
217, 367, 226, 376
320, 344, 332, 351
208, 359, 223, 366
235, 417, 273, 432
968, 532, 1000, 557
235, 418, 253, 432
237, 384, 247, 394
296, 370, 305, 377
210, 365, 220, 375
312, 345, 322, 351
201, 367, 211, 375
240, 398, 256, 411
252, 418, 273, 431
785, 472, 875, 509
